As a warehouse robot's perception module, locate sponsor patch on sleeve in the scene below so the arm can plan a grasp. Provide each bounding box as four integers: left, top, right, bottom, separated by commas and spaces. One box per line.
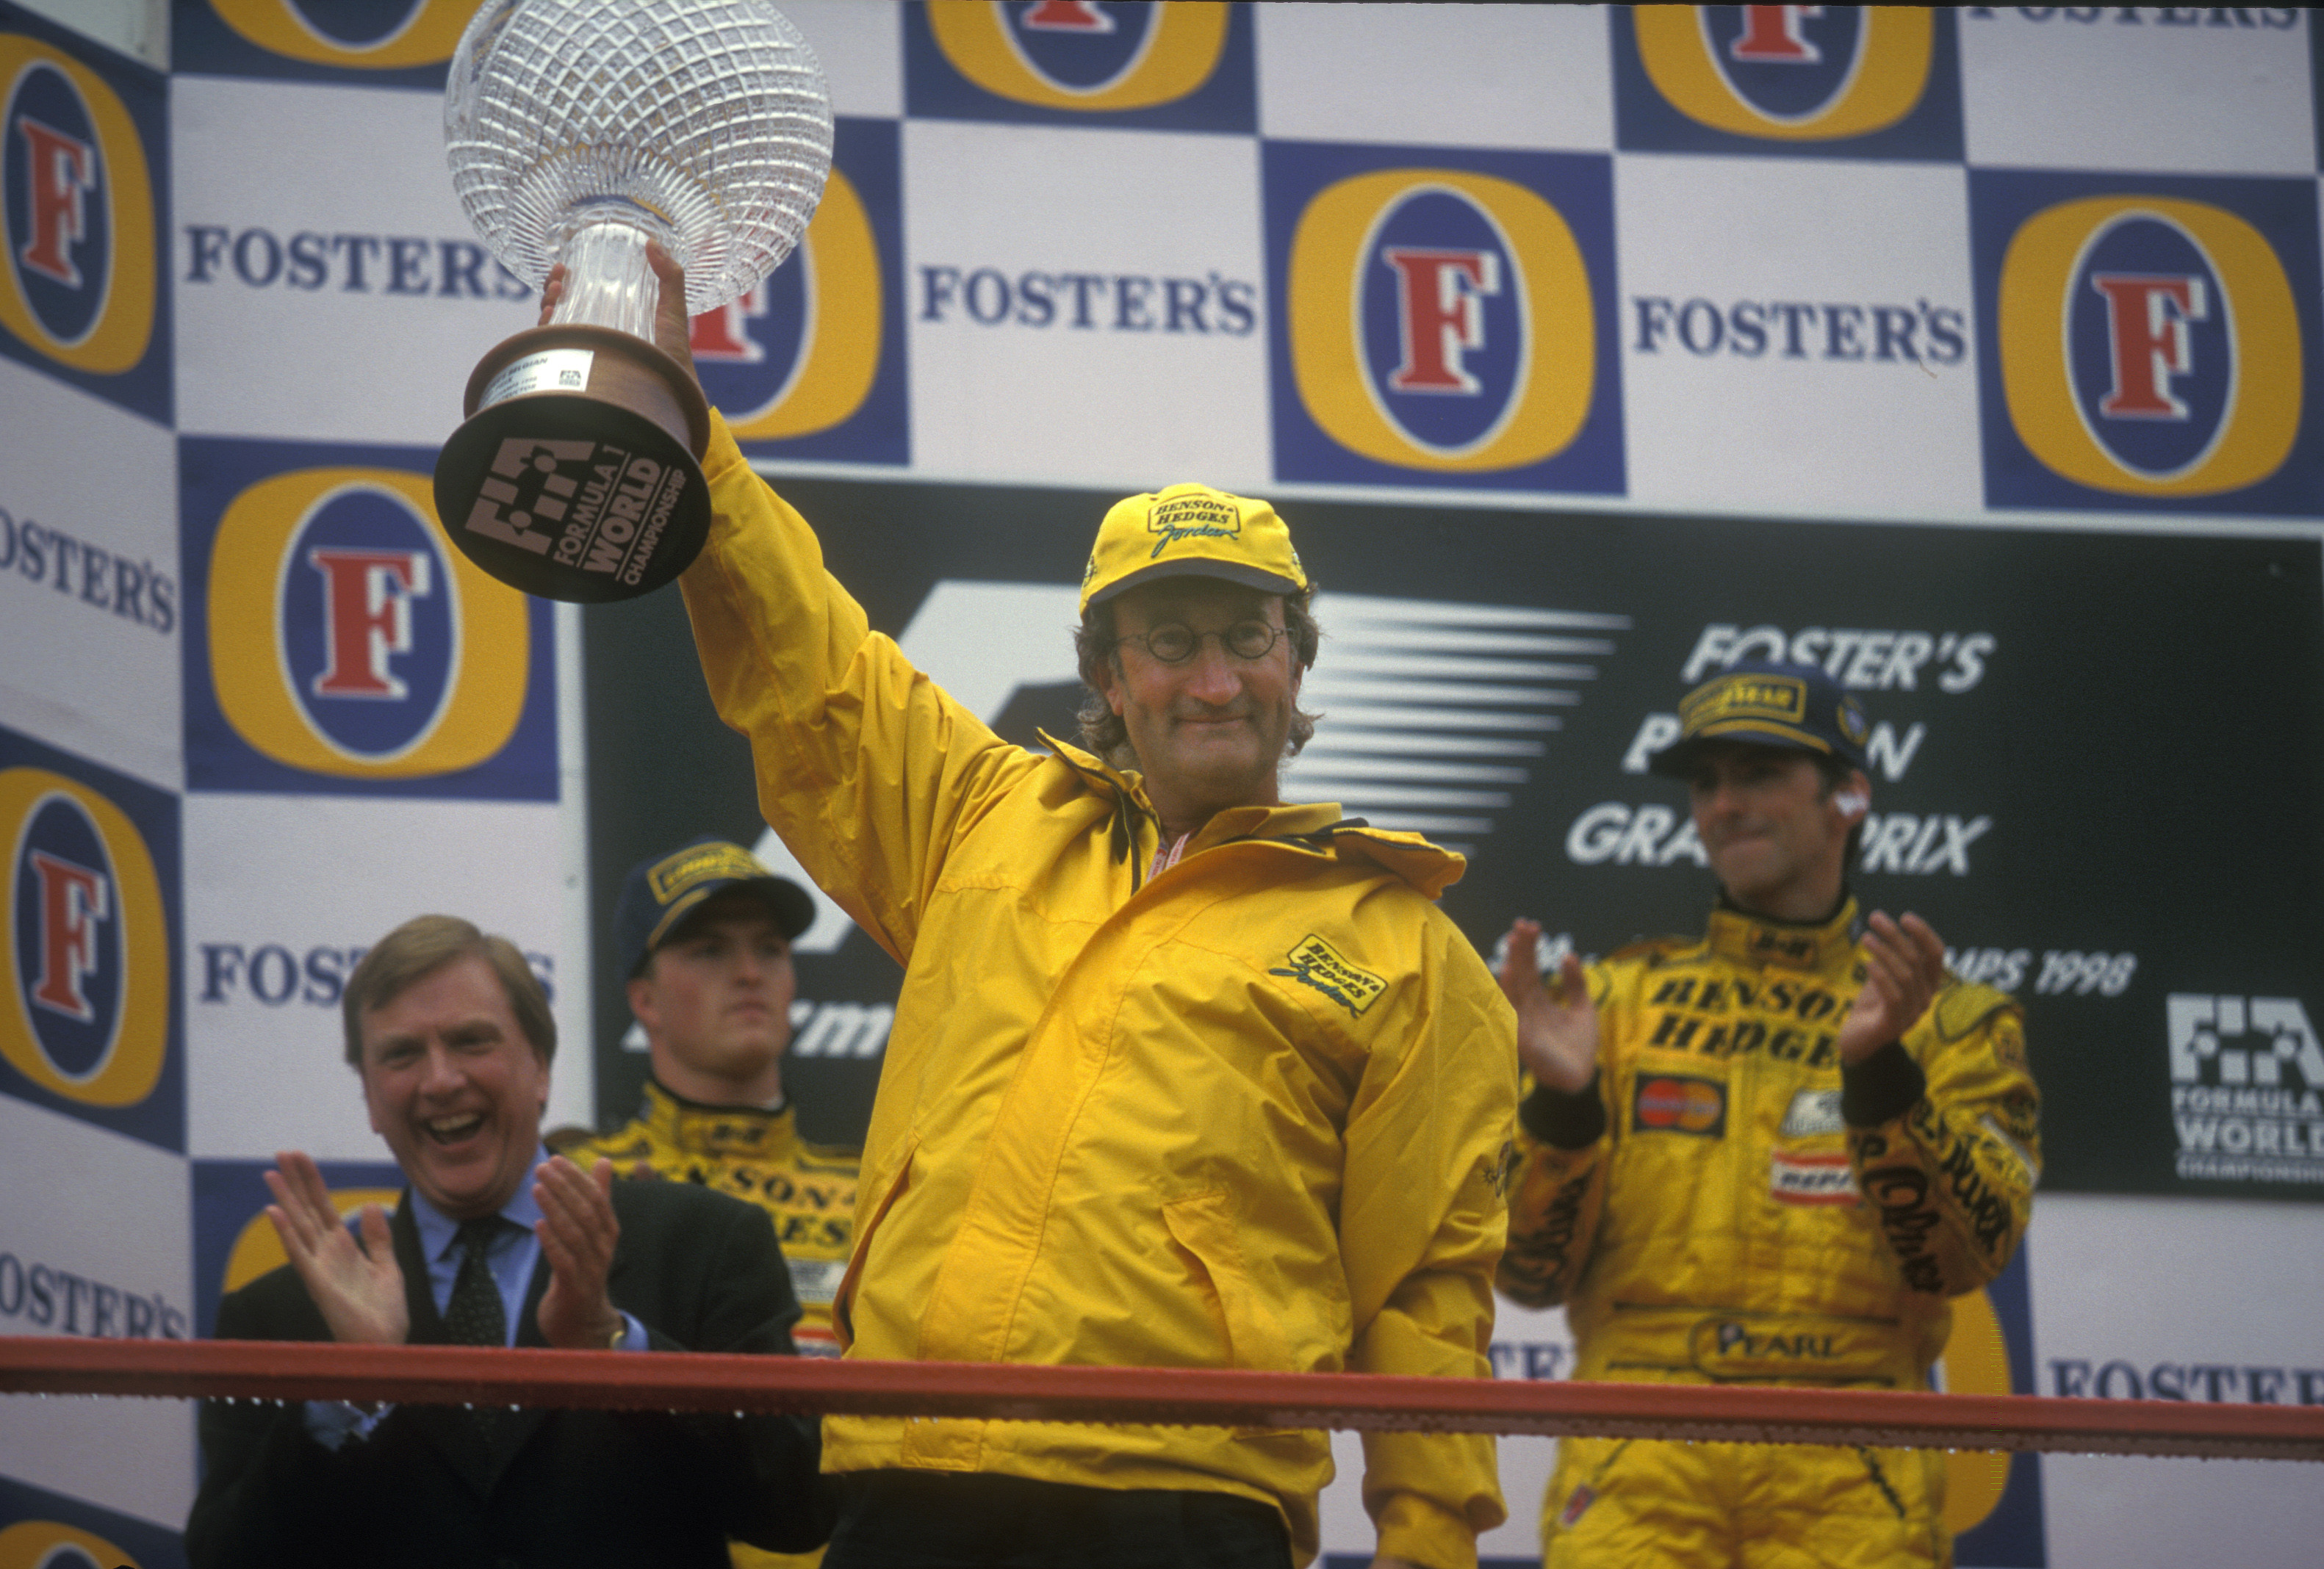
1631, 1074, 1727, 1136
1769, 1150, 1859, 1206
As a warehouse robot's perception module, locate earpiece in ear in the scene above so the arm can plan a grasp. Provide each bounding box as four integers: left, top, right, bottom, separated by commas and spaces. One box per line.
1832, 790, 1868, 818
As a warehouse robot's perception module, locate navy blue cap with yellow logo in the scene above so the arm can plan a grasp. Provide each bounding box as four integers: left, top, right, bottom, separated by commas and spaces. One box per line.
1078, 482, 1307, 615
614, 837, 814, 979
1649, 659, 1870, 777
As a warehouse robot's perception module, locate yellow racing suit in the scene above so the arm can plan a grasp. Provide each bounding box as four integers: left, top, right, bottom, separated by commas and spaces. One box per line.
678, 414, 1517, 1569
558, 1079, 861, 1358
1500, 898, 2039, 1568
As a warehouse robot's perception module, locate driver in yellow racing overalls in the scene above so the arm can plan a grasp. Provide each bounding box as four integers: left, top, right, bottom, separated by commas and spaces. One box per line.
1496, 661, 2039, 1568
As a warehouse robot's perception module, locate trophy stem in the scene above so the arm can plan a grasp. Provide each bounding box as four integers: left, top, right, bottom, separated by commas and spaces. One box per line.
552, 218, 663, 340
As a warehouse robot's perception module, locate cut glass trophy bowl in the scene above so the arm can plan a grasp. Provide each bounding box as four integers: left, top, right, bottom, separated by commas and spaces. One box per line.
431, 0, 832, 602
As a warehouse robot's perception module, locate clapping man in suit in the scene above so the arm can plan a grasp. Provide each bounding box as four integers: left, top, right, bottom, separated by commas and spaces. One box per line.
187, 914, 830, 1569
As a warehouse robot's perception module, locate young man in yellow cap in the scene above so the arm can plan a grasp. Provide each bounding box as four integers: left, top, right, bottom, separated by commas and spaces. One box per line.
580, 250, 1517, 1569
1494, 660, 2041, 1568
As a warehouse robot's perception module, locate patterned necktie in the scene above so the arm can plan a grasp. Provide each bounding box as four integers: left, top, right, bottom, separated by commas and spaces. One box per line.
445, 1218, 508, 1347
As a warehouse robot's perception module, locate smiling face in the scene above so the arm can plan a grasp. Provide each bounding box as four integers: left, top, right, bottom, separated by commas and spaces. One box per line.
1687, 741, 1865, 922
627, 890, 796, 1105
358, 954, 548, 1221
1096, 577, 1301, 836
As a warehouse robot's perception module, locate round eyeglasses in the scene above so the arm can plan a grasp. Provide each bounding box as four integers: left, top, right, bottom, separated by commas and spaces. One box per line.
1113, 620, 1284, 666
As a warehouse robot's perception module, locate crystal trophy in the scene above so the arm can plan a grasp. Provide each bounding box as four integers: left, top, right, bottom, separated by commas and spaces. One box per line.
431, 0, 832, 602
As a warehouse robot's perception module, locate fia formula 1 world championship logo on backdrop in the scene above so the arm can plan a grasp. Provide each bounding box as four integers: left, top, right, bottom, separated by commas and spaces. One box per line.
906, 0, 1255, 131
0, 14, 168, 422
1972, 170, 2323, 515
179, 438, 556, 799
1264, 142, 1623, 492
2166, 993, 2324, 1186
0, 724, 181, 1153
1613, 5, 1963, 160
690, 118, 907, 464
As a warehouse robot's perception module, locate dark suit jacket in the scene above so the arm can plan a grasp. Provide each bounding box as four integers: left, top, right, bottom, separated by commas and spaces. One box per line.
186, 1177, 830, 1569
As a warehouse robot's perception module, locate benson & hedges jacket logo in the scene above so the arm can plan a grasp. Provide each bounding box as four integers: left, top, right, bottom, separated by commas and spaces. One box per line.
906, 0, 1256, 131
0, 725, 181, 1153
179, 438, 556, 799
688, 119, 907, 464
1264, 142, 1624, 492
1613, 4, 1963, 159
0, 18, 168, 422
1973, 170, 2323, 515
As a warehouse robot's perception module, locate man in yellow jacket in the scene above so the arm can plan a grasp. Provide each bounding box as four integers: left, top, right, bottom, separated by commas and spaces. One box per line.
1495, 660, 2040, 1568
599, 251, 1517, 1569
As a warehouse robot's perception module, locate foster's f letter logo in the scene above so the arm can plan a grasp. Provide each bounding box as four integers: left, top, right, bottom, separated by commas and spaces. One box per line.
0, 25, 165, 416
1976, 172, 2322, 513
0, 735, 179, 1152
184, 441, 555, 796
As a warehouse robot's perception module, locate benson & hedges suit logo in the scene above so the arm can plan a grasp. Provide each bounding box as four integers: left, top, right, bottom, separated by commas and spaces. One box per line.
1614, 6, 1963, 159
0, 18, 168, 422
1265, 142, 1623, 492
1972, 171, 2323, 515
180, 438, 556, 799
0, 725, 181, 1153
688, 118, 907, 464
906, 0, 1255, 131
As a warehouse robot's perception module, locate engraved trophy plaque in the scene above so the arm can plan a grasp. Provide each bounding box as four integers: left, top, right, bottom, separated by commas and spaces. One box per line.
432, 0, 832, 602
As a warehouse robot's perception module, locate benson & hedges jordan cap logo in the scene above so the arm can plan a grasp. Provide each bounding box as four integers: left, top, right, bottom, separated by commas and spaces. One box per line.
181, 437, 556, 799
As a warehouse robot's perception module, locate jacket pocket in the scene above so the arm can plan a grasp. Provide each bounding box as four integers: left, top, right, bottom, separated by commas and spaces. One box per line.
832, 1133, 917, 1352
1162, 1189, 1292, 1372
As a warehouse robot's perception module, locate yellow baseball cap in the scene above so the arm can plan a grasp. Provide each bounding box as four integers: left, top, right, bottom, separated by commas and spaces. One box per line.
1077, 483, 1307, 615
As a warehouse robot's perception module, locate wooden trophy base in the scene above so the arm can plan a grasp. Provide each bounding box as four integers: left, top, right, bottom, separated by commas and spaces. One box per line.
431, 324, 714, 603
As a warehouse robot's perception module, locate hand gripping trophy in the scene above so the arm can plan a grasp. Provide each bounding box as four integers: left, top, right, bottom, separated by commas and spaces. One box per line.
431, 0, 832, 602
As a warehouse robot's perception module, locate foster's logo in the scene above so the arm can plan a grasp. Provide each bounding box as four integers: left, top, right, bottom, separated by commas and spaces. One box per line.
173, 0, 470, 85
1977, 173, 2321, 513
688, 121, 907, 463
0, 735, 179, 1153
0, 1519, 138, 1569
184, 441, 555, 797
1617, 6, 1961, 157
0, 26, 164, 415
1268, 145, 1622, 491
909, 1, 1253, 131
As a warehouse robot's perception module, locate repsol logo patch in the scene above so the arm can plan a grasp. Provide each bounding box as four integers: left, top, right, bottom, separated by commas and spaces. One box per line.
1771, 1150, 1859, 1207
1633, 1074, 1727, 1136
1270, 934, 1386, 1018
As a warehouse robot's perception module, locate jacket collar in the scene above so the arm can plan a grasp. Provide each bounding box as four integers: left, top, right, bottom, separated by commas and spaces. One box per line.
635, 1076, 798, 1159
1038, 729, 1465, 898
1705, 892, 1863, 975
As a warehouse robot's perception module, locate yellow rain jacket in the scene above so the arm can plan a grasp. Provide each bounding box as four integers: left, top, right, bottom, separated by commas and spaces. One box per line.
680, 416, 1517, 1569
